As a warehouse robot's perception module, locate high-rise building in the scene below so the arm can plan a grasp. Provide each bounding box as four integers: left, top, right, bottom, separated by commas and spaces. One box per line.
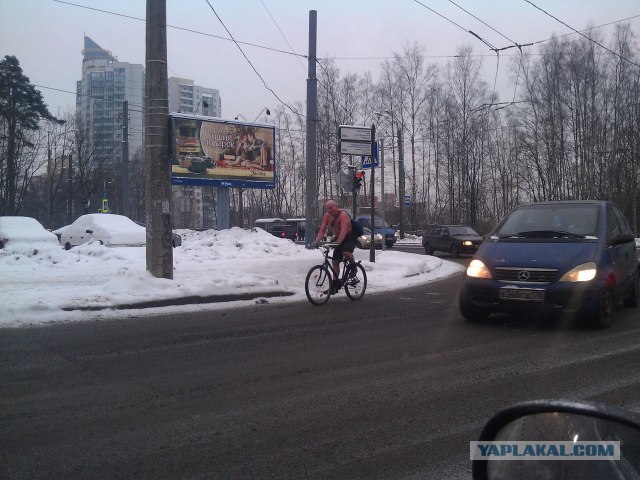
168, 77, 221, 117
76, 36, 145, 166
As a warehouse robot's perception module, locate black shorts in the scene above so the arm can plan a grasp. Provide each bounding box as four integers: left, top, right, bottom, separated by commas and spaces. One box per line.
334, 237, 356, 262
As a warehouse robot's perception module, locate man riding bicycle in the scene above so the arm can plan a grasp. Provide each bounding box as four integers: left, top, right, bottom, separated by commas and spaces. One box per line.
311, 200, 357, 293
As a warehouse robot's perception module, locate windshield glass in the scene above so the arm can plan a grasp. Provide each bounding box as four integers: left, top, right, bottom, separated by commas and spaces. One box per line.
373, 217, 389, 228
496, 204, 599, 238
449, 226, 479, 236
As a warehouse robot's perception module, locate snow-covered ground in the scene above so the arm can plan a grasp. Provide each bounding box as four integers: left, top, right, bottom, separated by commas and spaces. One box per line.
1, 228, 462, 327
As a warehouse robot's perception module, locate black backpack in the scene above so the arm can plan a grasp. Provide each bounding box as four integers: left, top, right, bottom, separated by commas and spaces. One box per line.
344, 212, 364, 237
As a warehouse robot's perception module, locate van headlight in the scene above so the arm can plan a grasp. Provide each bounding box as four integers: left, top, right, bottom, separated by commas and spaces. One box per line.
466, 259, 492, 279
559, 262, 597, 282
463, 240, 473, 246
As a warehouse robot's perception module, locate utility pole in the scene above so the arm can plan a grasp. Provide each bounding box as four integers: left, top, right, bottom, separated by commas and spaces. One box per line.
398, 128, 405, 239
67, 153, 73, 224
369, 125, 376, 262
380, 138, 385, 251
304, 10, 317, 247
122, 100, 130, 218
145, 0, 173, 279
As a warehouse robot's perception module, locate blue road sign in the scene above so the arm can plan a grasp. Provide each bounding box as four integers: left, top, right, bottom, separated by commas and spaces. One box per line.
361, 142, 379, 168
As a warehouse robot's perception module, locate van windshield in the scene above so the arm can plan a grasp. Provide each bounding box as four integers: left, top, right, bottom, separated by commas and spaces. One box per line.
495, 204, 599, 238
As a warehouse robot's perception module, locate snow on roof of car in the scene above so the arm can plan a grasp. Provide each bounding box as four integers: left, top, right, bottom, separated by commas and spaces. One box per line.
0, 216, 59, 245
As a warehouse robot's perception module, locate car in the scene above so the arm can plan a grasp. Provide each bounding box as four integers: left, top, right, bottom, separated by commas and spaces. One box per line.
355, 227, 383, 249
459, 200, 640, 328
355, 216, 396, 248
268, 223, 298, 241
422, 224, 483, 257
58, 214, 147, 249
0, 216, 59, 249
132, 221, 182, 248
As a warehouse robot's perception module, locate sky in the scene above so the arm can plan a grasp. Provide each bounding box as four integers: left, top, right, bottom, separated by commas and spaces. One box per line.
1, 225, 462, 328
1, 0, 639, 122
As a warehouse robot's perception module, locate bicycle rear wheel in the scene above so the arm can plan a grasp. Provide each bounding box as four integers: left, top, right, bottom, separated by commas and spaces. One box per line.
305, 265, 333, 306
345, 263, 367, 301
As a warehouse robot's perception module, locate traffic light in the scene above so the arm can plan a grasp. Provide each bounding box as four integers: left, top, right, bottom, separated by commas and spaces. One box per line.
354, 171, 365, 190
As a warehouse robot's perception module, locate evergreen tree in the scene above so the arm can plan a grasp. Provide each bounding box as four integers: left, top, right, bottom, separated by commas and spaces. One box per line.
0, 55, 61, 215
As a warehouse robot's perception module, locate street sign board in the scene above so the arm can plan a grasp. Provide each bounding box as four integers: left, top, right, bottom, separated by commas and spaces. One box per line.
339, 125, 372, 142
340, 140, 372, 156
404, 194, 412, 206
361, 142, 379, 168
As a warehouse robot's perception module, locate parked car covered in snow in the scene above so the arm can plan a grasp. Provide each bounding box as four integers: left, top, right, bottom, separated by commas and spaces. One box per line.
0, 216, 59, 249
57, 214, 146, 249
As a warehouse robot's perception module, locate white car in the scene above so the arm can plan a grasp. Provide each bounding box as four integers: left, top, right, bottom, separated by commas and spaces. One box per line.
58, 214, 146, 249
0, 216, 60, 249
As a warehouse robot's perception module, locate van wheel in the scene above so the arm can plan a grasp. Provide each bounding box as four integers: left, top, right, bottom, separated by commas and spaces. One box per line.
450, 244, 460, 258
591, 287, 614, 329
623, 270, 640, 307
64, 242, 72, 250
423, 243, 433, 255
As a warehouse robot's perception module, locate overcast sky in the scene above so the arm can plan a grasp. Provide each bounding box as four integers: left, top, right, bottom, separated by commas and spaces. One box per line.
1, 0, 638, 122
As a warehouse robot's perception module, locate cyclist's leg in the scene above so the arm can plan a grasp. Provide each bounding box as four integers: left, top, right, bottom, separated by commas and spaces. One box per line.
342, 238, 357, 277
332, 245, 345, 292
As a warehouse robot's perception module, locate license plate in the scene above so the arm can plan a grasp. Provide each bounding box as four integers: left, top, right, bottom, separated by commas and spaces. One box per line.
499, 287, 545, 302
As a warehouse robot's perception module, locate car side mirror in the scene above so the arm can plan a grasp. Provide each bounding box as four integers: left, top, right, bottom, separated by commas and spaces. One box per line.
472, 399, 640, 480
611, 233, 634, 246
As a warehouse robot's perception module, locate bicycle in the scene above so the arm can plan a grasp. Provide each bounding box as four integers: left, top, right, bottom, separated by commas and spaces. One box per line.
305, 243, 368, 306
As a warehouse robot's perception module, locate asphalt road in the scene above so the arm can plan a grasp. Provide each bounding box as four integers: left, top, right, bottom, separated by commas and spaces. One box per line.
2, 263, 640, 479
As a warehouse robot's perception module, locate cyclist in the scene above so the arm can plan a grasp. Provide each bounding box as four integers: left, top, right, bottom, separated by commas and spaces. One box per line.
311, 200, 357, 293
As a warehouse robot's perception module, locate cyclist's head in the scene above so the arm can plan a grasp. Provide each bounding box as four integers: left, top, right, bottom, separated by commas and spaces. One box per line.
325, 200, 338, 215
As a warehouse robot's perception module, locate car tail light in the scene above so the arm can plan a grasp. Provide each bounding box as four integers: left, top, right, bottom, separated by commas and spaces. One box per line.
281, 232, 285, 238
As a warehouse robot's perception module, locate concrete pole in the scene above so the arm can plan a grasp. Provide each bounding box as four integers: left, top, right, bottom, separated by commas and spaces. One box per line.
122, 100, 130, 218
304, 10, 317, 247
145, 0, 173, 279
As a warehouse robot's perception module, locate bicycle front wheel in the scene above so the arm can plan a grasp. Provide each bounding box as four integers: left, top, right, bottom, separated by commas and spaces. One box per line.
345, 263, 367, 301
305, 265, 333, 306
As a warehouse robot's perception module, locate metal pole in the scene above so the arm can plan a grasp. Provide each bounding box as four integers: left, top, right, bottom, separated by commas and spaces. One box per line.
145, 0, 172, 279
67, 153, 73, 224
380, 138, 385, 251
238, 188, 244, 227
304, 10, 318, 247
46, 145, 52, 228
348, 164, 356, 218
122, 100, 130, 218
369, 125, 376, 262
398, 127, 405, 239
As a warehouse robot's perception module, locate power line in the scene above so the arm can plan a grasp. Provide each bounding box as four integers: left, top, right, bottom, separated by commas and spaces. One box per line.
51, 0, 307, 59
524, 0, 640, 69
448, 0, 519, 48
259, 0, 307, 72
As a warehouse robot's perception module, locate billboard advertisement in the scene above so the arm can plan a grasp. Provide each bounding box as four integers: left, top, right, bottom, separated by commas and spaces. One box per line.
170, 114, 276, 189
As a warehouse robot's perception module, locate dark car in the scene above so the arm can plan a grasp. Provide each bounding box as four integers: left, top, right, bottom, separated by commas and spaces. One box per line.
269, 223, 298, 241
355, 216, 396, 248
422, 224, 483, 257
459, 201, 640, 328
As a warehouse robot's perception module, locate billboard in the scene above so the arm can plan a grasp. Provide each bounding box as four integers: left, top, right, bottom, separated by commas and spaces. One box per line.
170, 114, 276, 189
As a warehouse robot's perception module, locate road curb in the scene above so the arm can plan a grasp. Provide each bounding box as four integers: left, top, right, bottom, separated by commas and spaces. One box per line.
62, 291, 294, 311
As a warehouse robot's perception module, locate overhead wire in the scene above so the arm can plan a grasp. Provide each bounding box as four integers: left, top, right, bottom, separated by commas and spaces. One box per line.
524, 0, 640, 69
203, 0, 305, 119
